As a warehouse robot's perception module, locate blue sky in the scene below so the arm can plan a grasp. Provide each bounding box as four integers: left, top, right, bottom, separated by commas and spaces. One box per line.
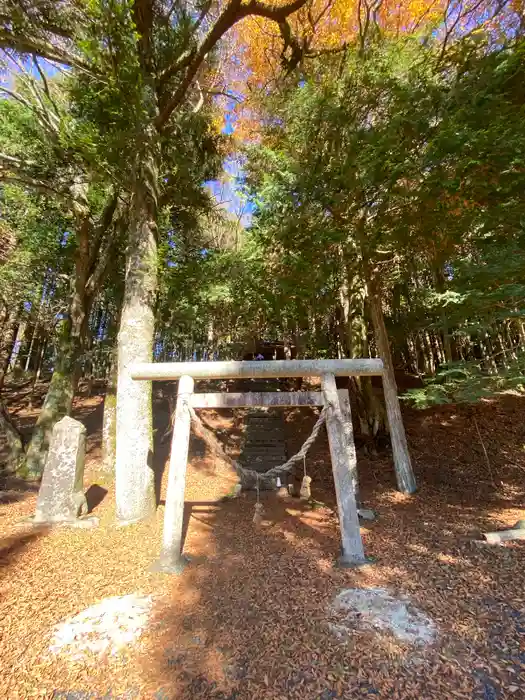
3, 51, 252, 227
205, 108, 254, 228
205, 154, 253, 228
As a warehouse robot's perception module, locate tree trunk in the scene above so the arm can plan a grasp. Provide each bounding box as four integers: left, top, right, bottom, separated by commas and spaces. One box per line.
115, 160, 157, 524
339, 267, 386, 438
433, 265, 453, 364
407, 334, 420, 375
367, 277, 416, 494
0, 400, 25, 471
424, 332, 436, 374
0, 307, 19, 391
23, 213, 93, 479
35, 337, 47, 379
9, 320, 26, 371
516, 320, 525, 348
24, 323, 38, 372
22, 328, 81, 479
27, 336, 47, 410
482, 331, 497, 374
505, 322, 518, 361
24, 282, 48, 372
101, 345, 117, 479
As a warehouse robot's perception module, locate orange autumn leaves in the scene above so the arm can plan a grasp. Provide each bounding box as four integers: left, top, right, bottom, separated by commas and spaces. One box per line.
206, 0, 519, 139
217, 0, 447, 139
231, 0, 446, 90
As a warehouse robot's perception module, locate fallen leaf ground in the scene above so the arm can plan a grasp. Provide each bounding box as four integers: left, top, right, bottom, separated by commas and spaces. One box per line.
1, 383, 525, 699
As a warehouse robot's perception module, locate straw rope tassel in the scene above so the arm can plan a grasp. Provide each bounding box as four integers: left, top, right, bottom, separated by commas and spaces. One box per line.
299, 455, 312, 500
253, 474, 264, 526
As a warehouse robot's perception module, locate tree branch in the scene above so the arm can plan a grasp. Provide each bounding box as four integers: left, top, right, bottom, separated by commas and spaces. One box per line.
0, 171, 61, 196
87, 191, 119, 276
0, 28, 96, 75
33, 56, 61, 117
85, 209, 125, 299
155, 0, 309, 129
0, 152, 38, 170
1, 62, 61, 137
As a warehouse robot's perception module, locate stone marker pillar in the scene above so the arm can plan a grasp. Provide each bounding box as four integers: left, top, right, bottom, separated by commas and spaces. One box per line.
33, 416, 89, 525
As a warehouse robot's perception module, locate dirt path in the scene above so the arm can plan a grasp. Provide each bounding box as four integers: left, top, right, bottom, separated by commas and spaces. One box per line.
1, 390, 525, 698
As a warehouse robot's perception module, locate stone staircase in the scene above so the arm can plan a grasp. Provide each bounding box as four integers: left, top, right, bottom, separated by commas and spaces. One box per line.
236, 379, 289, 488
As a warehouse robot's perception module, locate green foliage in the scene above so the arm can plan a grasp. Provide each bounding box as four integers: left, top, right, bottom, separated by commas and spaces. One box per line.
2, 2, 525, 430
403, 356, 525, 408
0, 183, 71, 309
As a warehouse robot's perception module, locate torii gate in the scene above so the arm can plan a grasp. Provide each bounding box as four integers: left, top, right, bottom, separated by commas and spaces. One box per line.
130, 359, 416, 573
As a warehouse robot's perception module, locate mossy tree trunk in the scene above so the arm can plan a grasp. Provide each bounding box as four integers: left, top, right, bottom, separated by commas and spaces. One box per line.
22, 191, 118, 479
0, 305, 19, 391
338, 260, 386, 438
23, 215, 91, 478
115, 141, 158, 524
0, 399, 25, 471
22, 328, 82, 479
101, 345, 118, 480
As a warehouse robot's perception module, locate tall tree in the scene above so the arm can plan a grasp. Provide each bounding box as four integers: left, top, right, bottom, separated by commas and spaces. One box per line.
0, 0, 312, 522
0, 83, 121, 477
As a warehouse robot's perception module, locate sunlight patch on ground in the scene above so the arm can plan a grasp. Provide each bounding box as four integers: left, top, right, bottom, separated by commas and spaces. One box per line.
49, 594, 153, 660
329, 588, 437, 646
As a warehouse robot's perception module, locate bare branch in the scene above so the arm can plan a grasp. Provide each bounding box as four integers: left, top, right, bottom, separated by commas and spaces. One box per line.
33, 56, 61, 117
0, 171, 61, 196
0, 152, 37, 169
155, 0, 309, 129
0, 28, 97, 76
206, 89, 242, 103
13, 61, 61, 132
86, 207, 125, 298
0, 85, 34, 113
87, 191, 119, 276
157, 48, 194, 88
0, 81, 60, 141
191, 80, 205, 113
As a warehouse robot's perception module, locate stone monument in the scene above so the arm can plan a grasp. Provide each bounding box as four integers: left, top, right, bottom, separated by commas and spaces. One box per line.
32, 416, 92, 526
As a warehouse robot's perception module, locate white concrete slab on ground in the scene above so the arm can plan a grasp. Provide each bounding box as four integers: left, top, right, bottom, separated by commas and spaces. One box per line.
48, 594, 153, 660
329, 587, 437, 646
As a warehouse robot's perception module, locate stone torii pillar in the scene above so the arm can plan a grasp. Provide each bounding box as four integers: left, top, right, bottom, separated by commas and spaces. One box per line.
322, 373, 367, 566
152, 375, 194, 573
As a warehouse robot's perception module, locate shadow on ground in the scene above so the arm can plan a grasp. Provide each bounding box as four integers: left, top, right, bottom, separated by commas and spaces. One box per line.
0, 527, 48, 570
2, 379, 525, 698
138, 393, 525, 699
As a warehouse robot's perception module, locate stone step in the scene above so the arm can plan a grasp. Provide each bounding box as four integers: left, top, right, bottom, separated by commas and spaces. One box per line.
244, 456, 287, 465
244, 438, 286, 446
239, 407, 288, 490
246, 427, 284, 432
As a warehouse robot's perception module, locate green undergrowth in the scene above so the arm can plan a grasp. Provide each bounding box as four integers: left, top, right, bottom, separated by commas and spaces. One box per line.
402, 355, 525, 408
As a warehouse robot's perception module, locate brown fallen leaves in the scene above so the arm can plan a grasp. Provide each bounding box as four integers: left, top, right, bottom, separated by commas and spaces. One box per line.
1, 393, 525, 698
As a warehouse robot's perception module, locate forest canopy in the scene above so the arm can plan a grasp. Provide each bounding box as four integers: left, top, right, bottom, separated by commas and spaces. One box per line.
0, 0, 524, 522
